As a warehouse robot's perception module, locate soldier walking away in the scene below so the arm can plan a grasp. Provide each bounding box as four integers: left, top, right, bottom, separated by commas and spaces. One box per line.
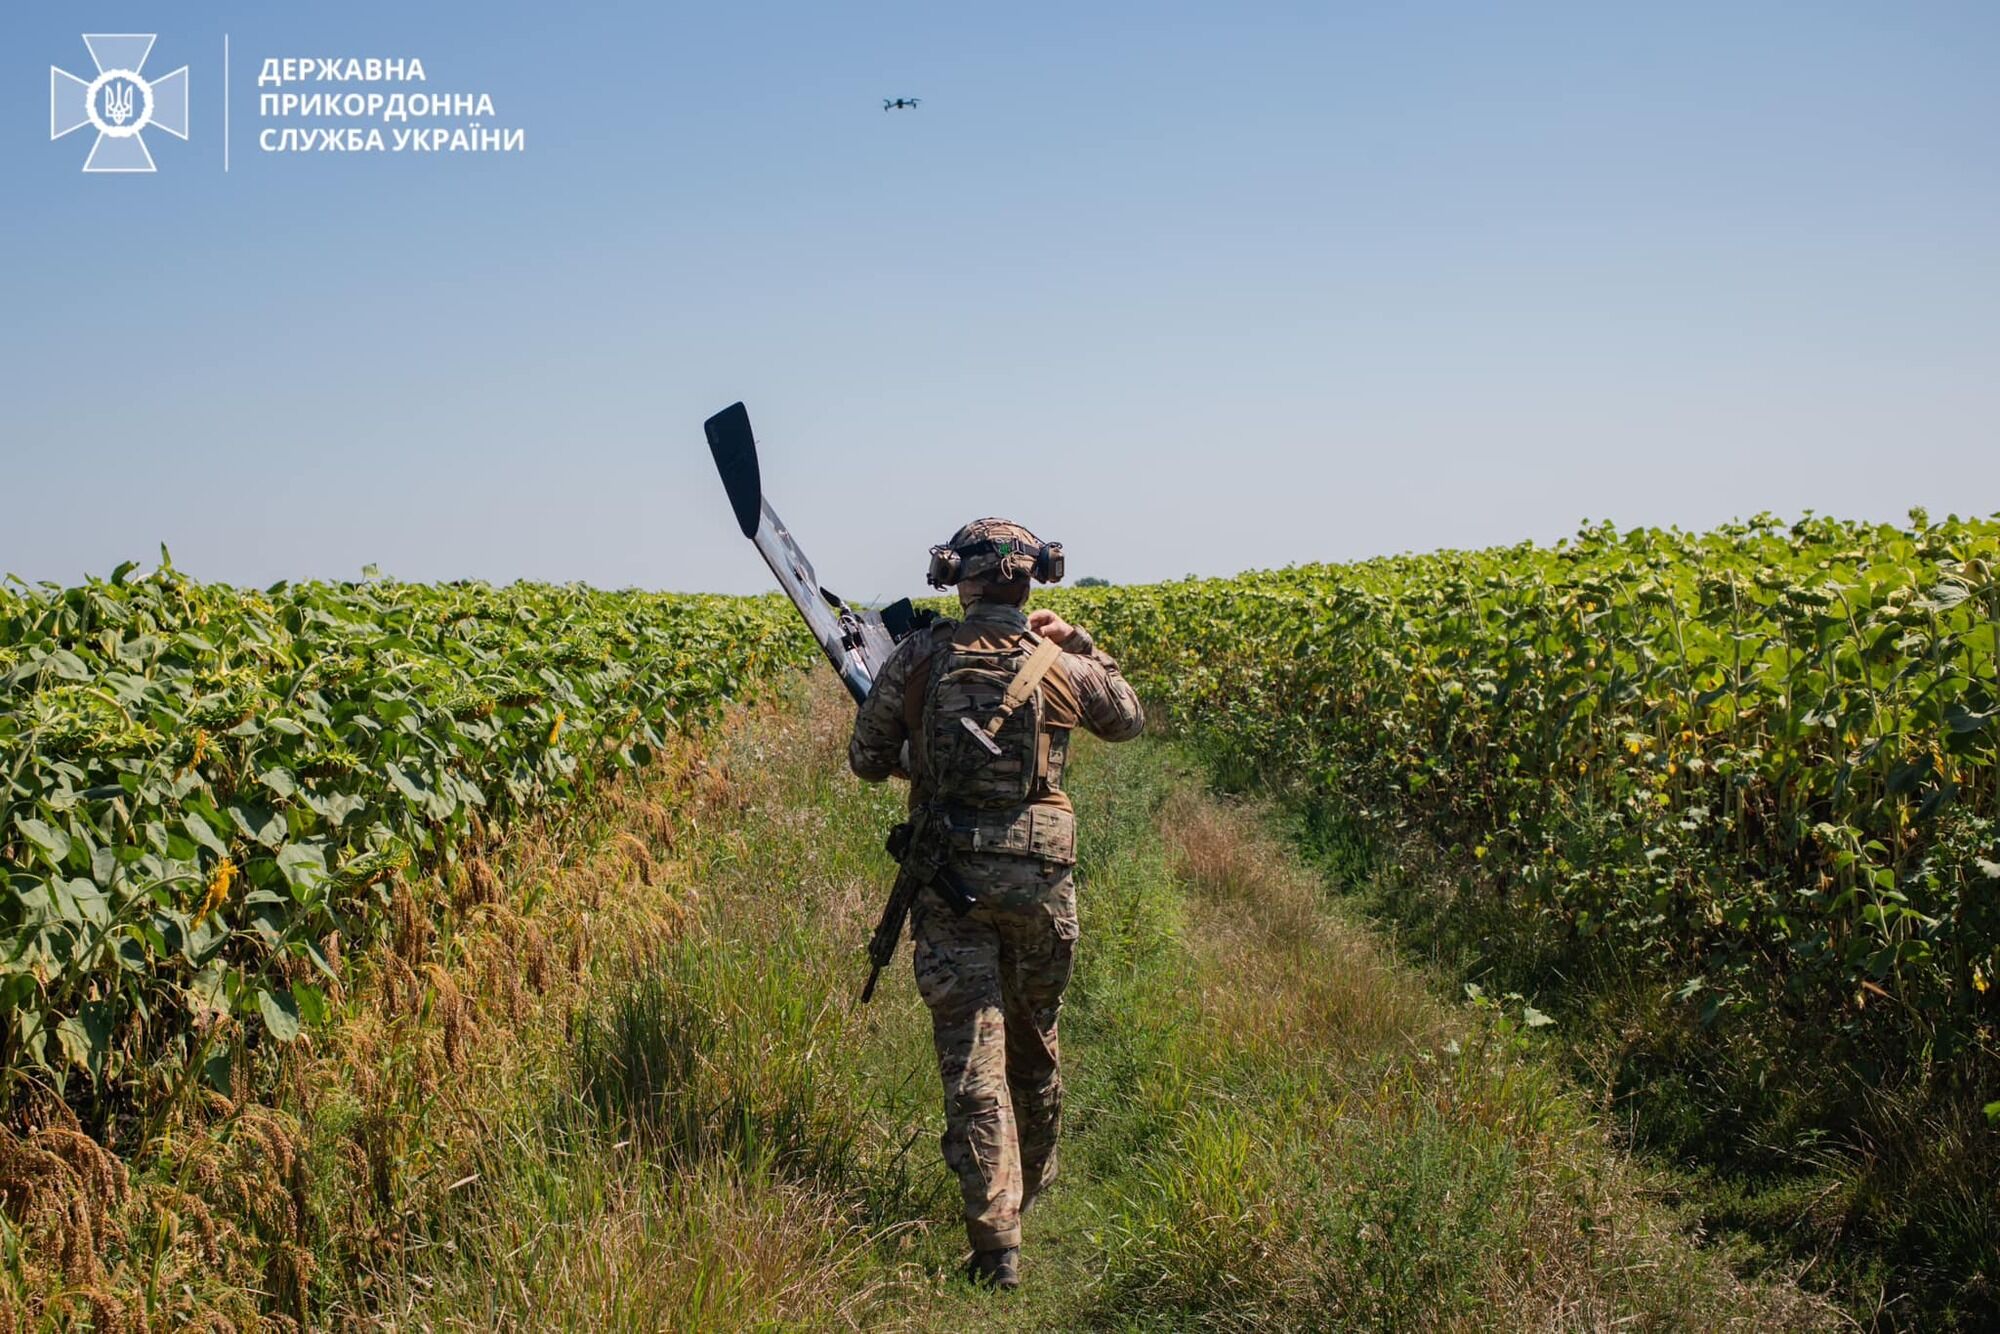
850, 519, 1145, 1291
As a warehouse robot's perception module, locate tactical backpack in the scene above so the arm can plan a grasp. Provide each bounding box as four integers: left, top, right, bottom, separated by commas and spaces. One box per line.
920, 630, 1066, 811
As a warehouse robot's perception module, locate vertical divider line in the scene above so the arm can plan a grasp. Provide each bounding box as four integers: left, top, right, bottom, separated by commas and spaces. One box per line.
224, 34, 230, 172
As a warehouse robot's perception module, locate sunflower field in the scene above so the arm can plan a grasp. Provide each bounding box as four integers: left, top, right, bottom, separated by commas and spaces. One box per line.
1049, 512, 2000, 1070
0, 558, 808, 1110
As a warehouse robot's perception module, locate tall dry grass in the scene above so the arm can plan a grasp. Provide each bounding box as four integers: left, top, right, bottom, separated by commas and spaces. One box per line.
6, 673, 1844, 1330
3, 683, 818, 1330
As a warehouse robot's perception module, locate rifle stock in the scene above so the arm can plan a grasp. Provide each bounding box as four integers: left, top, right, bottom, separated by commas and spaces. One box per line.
859, 812, 979, 1003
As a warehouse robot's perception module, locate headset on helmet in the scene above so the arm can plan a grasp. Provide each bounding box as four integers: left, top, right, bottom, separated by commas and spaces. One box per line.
926, 519, 1065, 588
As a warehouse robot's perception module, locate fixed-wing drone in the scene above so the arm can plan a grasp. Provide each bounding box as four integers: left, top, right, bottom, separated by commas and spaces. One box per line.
882, 97, 921, 111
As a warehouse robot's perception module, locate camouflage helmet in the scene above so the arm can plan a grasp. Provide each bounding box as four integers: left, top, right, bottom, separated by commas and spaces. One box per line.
927, 517, 1065, 588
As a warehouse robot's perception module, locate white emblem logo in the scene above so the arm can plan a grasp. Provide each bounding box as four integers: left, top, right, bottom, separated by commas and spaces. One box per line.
51, 35, 189, 173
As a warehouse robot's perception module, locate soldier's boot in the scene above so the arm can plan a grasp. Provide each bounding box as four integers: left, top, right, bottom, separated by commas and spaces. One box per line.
965, 1245, 1020, 1291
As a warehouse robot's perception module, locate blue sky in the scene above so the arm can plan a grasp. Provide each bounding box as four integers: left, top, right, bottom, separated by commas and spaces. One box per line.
3, 2, 1996, 598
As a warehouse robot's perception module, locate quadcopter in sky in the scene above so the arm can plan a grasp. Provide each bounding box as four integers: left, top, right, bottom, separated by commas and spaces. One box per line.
882, 97, 921, 111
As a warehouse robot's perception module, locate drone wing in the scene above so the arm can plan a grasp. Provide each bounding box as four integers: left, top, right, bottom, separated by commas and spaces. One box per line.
703, 402, 914, 703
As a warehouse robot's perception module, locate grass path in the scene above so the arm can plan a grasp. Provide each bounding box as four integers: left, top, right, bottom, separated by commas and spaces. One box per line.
358, 675, 1836, 1330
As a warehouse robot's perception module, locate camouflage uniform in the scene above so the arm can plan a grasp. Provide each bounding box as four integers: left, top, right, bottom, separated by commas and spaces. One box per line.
850, 600, 1144, 1252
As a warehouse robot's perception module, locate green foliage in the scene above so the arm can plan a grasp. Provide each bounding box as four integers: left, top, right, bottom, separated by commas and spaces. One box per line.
0, 559, 810, 1106
1045, 513, 2000, 1074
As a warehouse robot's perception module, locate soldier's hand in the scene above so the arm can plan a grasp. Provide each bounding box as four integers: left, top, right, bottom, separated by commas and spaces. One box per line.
1031, 609, 1095, 654
1029, 609, 1076, 645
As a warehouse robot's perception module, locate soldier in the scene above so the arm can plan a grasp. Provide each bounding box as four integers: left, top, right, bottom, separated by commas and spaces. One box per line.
849, 518, 1145, 1291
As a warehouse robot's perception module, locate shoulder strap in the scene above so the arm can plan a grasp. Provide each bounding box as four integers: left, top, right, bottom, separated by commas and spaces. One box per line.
978, 635, 1064, 741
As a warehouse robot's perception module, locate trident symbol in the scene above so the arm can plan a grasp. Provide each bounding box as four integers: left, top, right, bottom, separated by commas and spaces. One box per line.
51, 35, 189, 173
103, 80, 134, 126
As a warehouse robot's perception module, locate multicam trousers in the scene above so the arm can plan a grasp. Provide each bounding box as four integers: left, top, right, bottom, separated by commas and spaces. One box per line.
910, 851, 1077, 1252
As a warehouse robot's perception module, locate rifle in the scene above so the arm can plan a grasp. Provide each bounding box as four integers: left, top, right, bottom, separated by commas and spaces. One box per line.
861, 808, 979, 1003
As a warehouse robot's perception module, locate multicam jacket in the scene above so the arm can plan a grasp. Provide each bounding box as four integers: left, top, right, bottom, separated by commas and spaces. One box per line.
848, 602, 1145, 819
